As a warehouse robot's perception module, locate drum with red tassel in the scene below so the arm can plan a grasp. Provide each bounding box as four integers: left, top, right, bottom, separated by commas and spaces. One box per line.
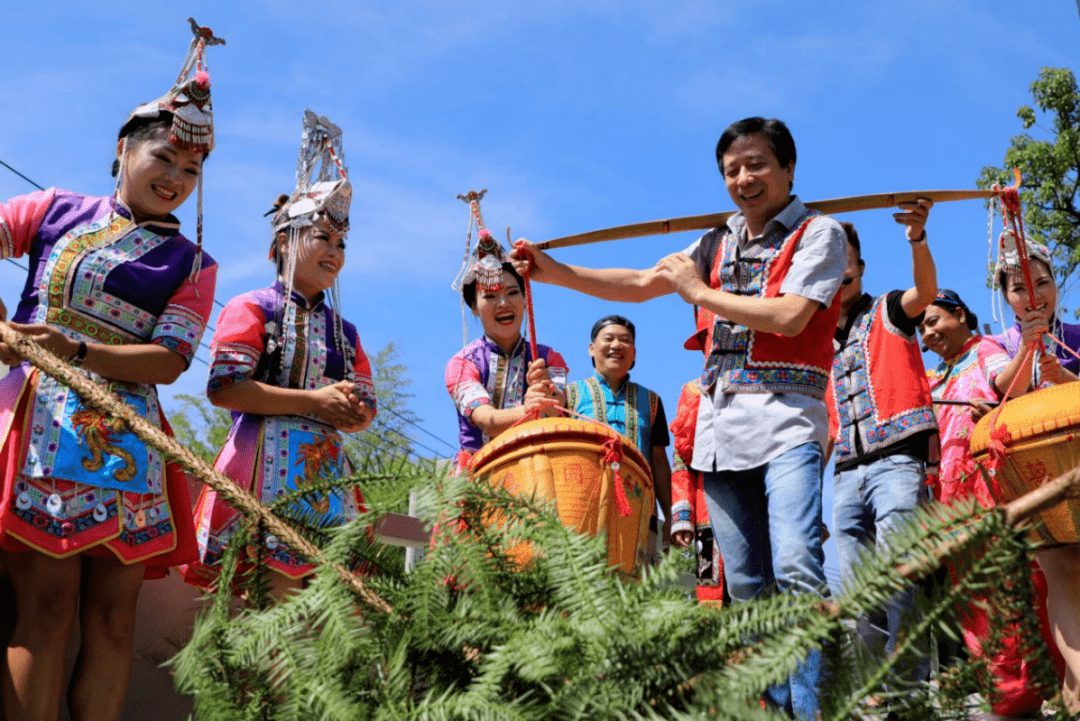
969, 382, 1080, 545
469, 417, 654, 578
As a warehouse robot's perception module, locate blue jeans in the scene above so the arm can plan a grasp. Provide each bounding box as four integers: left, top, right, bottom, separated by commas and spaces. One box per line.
703, 441, 828, 720
833, 452, 930, 686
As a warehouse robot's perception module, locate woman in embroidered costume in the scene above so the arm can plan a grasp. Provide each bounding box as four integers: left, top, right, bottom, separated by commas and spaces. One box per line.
920, 289, 1065, 717
0, 20, 221, 720
445, 192, 568, 467
181, 111, 376, 600
984, 237, 1080, 712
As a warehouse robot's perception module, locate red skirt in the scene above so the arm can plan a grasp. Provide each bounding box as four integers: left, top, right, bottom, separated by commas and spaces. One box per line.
0, 370, 197, 579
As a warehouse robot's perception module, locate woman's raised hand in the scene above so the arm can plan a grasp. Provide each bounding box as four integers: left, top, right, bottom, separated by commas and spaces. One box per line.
525, 357, 550, 385
1018, 308, 1051, 349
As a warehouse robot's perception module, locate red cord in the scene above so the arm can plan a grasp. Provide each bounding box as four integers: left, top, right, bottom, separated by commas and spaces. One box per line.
998, 186, 1045, 354
984, 343, 1033, 471
514, 240, 540, 361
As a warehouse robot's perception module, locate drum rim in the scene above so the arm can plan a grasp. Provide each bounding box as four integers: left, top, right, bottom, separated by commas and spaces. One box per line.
969, 382, 1080, 454
469, 417, 651, 473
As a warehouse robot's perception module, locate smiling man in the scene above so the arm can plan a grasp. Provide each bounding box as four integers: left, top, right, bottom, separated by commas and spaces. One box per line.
565, 315, 672, 548
514, 117, 847, 719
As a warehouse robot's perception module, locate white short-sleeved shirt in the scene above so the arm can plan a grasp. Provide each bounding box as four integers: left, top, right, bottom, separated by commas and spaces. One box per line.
681, 196, 846, 472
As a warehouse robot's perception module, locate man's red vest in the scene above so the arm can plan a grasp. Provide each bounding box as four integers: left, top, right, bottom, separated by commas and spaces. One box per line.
826, 293, 937, 462
699, 210, 841, 399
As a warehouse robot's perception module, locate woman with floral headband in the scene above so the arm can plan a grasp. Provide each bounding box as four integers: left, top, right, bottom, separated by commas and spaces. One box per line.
0, 21, 221, 719
986, 237, 1080, 713
182, 111, 376, 600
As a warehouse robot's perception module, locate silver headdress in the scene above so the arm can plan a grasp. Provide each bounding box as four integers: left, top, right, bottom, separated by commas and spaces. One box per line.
452, 189, 511, 344
125, 18, 224, 153
266, 111, 354, 381
117, 18, 225, 285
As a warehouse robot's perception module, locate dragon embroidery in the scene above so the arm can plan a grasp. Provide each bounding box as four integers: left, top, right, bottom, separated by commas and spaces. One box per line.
293, 432, 341, 515
71, 406, 138, 482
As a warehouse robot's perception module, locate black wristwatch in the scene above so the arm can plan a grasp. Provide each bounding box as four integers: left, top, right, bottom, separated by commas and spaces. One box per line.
72, 340, 88, 366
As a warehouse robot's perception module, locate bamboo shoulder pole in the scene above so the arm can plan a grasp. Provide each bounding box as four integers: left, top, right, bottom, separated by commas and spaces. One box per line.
536, 188, 1001, 251
0, 324, 392, 614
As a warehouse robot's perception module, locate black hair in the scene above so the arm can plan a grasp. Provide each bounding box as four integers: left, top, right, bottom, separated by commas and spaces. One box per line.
953, 305, 978, 331
267, 194, 293, 273
462, 262, 525, 309
715, 117, 797, 183
840, 221, 864, 263
931, 291, 979, 331
590, 315, 636, 341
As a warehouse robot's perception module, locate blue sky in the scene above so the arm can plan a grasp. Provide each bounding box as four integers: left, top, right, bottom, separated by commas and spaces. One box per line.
2, 2, 1078, 588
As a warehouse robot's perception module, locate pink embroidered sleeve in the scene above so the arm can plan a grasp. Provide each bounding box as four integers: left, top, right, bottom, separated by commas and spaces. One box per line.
977, 338, 1010, 395
206, 293, 267, 395
445, 354, 490, 420
151, 260, 217, 366
0, 189, 56, 259
352, 337, 377, 415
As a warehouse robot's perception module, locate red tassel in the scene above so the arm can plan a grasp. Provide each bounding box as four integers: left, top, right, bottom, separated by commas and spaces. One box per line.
601, 438, 632, 518
987, 421, 1012, 472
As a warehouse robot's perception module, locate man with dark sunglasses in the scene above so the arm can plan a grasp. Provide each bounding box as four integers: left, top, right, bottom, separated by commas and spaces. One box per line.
825, 206, 938, 689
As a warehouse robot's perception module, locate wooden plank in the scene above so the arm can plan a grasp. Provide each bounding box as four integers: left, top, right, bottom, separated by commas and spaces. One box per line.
373, 512, 432, 548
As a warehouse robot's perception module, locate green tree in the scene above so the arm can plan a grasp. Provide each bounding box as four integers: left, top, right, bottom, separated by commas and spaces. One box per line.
348, 341, 426, 467
168, 393, 232, 464
978, 67, 1080, 297
172, 476, 1066, 720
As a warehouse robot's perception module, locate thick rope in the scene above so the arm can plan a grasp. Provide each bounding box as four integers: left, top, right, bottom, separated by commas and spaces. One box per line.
0, 325, 392, 614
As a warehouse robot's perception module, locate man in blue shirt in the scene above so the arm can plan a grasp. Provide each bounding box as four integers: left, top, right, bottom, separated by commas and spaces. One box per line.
566, 315, 672, 546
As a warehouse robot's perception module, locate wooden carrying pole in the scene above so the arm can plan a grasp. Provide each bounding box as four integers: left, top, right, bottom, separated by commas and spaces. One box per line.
536, 188, 1002, 251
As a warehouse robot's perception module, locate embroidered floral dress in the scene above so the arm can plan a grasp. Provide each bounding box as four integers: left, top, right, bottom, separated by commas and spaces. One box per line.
925, 336, 1009, 507
444, 336, 566, 467
926, 334, 1065, 716
0, 189, 217, 571
182, 283, 376, 584
989, 318, 1080, 387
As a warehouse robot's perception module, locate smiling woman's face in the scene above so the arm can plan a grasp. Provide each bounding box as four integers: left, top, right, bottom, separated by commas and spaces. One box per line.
117, 129, 203, 222
1003, 259, 1057, 320
473, 270, 525, 349
918, 304, 970, 361
286, 217, 346, 301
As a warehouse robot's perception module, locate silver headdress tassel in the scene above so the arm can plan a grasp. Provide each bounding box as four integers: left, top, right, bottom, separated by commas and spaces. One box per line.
452, 189, 510, 345
267, 110, 354, 381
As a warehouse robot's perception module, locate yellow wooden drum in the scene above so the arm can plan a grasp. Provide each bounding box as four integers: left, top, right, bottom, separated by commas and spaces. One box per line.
469, 417, 654, 578
970, 382, 1080, 545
